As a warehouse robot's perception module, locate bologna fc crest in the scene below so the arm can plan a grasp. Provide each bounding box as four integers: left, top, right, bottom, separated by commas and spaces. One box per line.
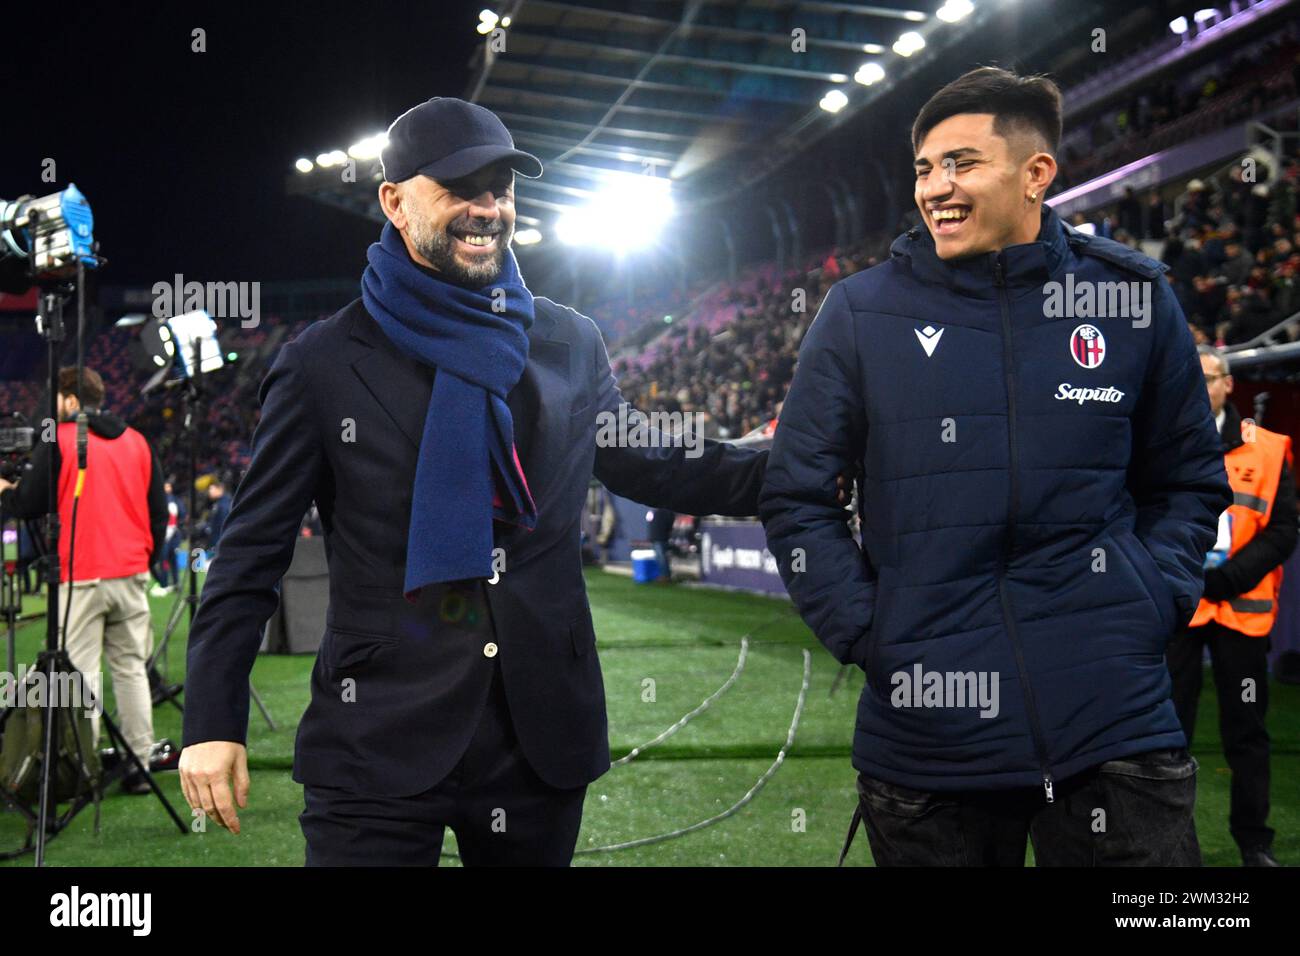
1069, 323, 1106, 369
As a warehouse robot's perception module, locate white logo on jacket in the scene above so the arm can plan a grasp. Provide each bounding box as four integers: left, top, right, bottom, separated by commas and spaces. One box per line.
1055, 383, 1125, 404
914, 324, 943, 357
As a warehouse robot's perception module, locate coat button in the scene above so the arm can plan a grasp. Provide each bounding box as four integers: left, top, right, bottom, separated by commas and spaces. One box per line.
483, 642, 498, 658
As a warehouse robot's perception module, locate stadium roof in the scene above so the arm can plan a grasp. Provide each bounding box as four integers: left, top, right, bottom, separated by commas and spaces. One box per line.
289, 0, 1256, 245
466, 0, 970, 221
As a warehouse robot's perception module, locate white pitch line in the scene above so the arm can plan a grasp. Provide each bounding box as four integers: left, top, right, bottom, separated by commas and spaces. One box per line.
574, 647, 812, 855
610, 608, 796, 767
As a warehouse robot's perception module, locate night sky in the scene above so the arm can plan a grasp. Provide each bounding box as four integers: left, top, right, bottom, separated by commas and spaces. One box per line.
0, 1, 491, 287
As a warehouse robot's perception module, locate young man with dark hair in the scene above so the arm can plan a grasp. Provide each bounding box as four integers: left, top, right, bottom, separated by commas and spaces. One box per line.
0, 366, 170, 794
762, 67, 1231, 865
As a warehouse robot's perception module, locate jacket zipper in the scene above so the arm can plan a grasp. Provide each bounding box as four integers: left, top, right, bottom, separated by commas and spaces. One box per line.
993, 254, 1055, 805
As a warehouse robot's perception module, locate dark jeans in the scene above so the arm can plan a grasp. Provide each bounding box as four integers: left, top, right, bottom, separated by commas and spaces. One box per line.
300, 662, 587, 866
850, 748, 1201, 866
152, 531, 181, 587
1166, 620, 1273, 853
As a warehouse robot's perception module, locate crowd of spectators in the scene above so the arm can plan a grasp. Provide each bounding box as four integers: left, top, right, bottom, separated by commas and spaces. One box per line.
611, 241, 884, 440
1056, 33, 1300, 191
1092, 149, 1300, 346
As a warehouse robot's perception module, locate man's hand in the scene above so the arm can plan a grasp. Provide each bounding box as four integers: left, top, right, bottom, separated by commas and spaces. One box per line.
0, 477, 14, 494
179, 741, 249, 834
834, 461, 862, 507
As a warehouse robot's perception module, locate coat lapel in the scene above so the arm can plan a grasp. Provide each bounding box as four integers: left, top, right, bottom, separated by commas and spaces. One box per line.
347, 303, 570, 479
348, 310, 433, 449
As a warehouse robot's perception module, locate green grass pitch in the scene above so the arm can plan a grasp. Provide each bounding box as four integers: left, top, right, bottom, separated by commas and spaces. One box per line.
1, 567, 1296, 866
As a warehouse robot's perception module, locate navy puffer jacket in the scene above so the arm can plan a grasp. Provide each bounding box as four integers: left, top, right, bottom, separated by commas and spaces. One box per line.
760, 205, 1231, 797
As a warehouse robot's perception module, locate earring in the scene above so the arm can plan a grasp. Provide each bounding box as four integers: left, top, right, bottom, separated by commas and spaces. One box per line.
1028, 191, 1038, 202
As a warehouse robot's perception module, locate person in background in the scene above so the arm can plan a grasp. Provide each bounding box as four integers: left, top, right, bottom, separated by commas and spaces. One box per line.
0, 366, 170, 794
201, 477, 231, 560
1166, 346, 1297, 868
151, 479, 183, 595
647, 507, 676, 582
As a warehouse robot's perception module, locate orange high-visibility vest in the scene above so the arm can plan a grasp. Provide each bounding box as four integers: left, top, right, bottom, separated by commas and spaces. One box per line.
1190, 422, 1294, 636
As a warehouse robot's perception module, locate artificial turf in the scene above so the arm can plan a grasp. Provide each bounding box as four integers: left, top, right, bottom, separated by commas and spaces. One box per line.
0, 568, 1296, 866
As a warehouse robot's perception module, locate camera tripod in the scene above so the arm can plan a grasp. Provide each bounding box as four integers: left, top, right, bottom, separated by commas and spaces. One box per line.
0, 274, 188, 863
142, 347, 276, 732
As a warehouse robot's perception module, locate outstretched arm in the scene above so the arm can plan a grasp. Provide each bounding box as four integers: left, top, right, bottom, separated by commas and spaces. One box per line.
588, 320, 767, 517
759, 284, 875, 666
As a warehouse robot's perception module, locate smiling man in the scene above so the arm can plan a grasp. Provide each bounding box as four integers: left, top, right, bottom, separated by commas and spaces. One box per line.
178, 97, 767, 865
761, 68, 1231, 866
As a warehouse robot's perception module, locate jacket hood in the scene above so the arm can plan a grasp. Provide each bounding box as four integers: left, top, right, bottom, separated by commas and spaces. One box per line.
888, 203, 1076, 299
62, 410, 129, 440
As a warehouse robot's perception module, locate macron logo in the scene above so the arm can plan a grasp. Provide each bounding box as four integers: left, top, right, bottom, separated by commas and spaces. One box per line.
914, 325, 943, 357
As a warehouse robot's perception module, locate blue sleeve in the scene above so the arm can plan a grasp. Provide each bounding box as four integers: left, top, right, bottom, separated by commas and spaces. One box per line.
759, 283, 875, 666
183, 339, 324, 746
588, 316, 767, 517
1128, 277, 1233, 626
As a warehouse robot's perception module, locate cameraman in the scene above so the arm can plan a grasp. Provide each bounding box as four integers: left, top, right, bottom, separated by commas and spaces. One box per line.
0, 367, 168, 793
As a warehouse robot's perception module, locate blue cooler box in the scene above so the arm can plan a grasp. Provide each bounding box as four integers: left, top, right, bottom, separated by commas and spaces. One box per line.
631, 548, 660, 583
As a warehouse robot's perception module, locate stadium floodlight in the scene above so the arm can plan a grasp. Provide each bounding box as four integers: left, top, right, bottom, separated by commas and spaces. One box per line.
294, 158, 314, 173
1193, 8, 1218, 22
820, 89, 850, 113
477, 9, 499, 34
514, 228, 542, 245
348, 133, 388, 160
893, 32, 926, 56
1169, 15, 1189, 33
554, 174, 674, 253
315, 149, 347, 168
936, 0, 974, 23
829, 72, 849, 83
855, 62, 886, 86
902, 9, 927, 20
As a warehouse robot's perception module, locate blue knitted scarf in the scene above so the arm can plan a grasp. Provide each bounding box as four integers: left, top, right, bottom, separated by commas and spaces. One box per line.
361, 221, 537, 599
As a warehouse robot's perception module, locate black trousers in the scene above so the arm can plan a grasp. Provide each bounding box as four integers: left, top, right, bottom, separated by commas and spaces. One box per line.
300, 662, 588, 866
1166, 619, 1273, 853
849, 748, 1201, 866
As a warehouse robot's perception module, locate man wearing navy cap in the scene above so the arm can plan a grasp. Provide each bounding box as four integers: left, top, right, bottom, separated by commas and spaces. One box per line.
177, 98, 768, 865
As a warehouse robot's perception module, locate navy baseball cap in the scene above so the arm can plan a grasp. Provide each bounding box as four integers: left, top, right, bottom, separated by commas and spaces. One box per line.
380, 97, 543, 184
